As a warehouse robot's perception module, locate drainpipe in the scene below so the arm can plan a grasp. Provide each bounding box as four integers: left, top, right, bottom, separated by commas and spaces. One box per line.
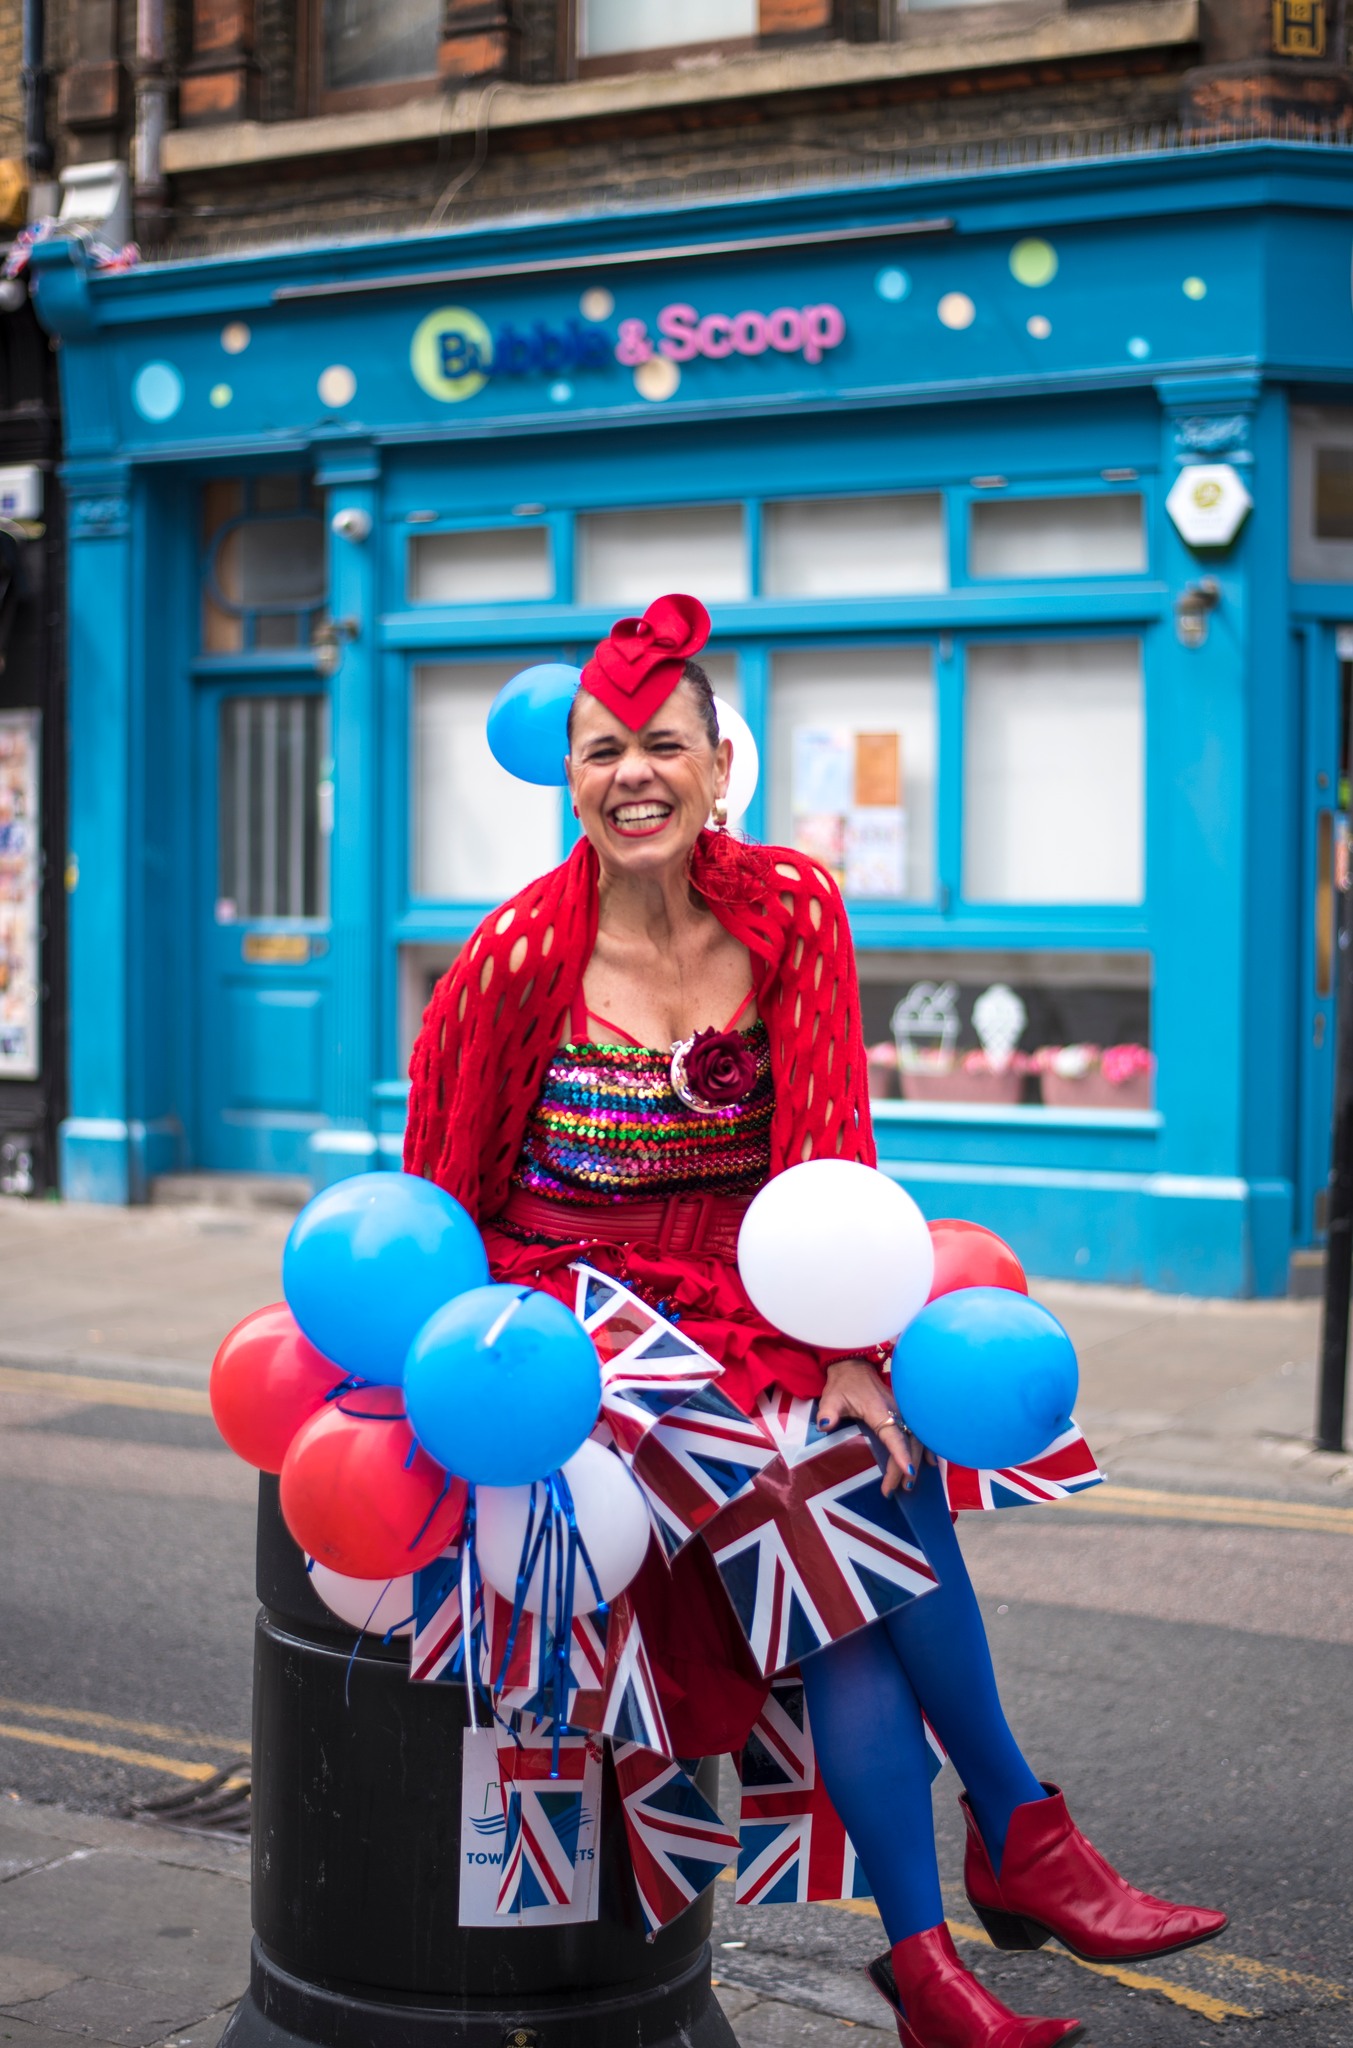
21, 0, 53, 199
133, 0, 169, 239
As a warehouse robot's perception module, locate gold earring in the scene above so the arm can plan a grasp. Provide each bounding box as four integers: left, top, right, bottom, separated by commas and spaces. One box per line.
711, 798, 728, 829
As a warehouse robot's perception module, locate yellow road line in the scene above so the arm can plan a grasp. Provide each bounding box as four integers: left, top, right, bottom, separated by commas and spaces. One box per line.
945, 1915, 1253, 2023
1067, 1484, 1353, 1537
0, 1696, 243, 1752
0, 1721, 244, 1784
0, 1364, 212, 1416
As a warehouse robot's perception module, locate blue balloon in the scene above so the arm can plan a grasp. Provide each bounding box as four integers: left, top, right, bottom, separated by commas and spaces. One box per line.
890, 1288, 1079, 1471
282, 1172, 489, 1388
404, 1284, 601, 1486
487, 663, 581, 786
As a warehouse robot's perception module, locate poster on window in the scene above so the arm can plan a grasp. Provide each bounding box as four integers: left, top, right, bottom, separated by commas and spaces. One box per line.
0, 711, 40, 1080
791, 725, 907, 897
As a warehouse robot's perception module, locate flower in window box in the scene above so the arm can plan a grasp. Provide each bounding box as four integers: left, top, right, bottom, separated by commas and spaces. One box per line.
900, 1047, 1032, 1107
867, 1041, 901, 1100
1035, 1043, 1154, 1111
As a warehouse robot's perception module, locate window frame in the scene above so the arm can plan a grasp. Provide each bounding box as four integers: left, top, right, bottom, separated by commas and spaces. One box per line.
564, 0, 759, 77
299, 0, 442, 118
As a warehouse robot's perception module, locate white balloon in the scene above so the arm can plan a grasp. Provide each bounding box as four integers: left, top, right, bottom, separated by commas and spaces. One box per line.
476, 1438, 651, 1615
737, 1159, 935, 1350
308, 1559, 415, 1637
713, 696, 759, 826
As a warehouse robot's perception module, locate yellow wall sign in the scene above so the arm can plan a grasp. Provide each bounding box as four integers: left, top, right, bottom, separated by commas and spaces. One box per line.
410, 306, 494, 404
1273, 1, 1326, 56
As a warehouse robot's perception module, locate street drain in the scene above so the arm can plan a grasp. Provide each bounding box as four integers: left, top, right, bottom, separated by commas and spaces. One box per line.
125, 1759, 251, 1835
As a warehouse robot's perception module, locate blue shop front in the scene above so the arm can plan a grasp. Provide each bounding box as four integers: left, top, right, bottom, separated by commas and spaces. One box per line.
29, 142, 1353, 1294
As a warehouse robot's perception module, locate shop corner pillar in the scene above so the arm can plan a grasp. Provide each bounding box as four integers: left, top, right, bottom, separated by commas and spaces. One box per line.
59, 465, 140, 1203
309, 444, 381, 1189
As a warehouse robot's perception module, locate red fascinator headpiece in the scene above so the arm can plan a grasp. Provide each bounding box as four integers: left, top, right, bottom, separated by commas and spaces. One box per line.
579, 592, 711, 732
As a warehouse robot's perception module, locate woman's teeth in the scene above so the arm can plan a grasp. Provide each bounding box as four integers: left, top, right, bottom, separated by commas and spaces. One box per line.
612, 803, 672, 828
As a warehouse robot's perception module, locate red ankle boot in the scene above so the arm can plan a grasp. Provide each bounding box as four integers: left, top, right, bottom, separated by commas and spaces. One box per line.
866, 1924, 1083, 2048
962, 1785, 1228, 1964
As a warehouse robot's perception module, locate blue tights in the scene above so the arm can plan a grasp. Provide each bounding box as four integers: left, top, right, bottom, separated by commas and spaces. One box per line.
799, 1459, 1045, 1944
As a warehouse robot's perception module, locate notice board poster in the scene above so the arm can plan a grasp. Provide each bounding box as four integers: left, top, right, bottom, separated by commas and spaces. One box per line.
0, 711, 40, 1080
791, 725, 907, 897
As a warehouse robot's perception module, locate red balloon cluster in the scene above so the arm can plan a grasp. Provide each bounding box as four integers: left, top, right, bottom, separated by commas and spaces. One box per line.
926, 1219, 1028, 1302
210, 1304, 466, 1579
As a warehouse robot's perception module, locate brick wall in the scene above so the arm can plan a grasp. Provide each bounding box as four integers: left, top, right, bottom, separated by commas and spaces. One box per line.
1, 0, 25, 217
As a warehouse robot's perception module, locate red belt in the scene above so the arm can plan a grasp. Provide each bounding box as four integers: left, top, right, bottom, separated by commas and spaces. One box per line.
498, 1186, 751, 1263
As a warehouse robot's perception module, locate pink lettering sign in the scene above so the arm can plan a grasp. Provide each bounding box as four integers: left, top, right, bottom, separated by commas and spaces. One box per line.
616, 302, 847, 370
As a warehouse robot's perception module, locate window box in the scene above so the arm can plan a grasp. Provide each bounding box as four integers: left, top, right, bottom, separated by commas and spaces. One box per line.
900, 1064, 1027, 1106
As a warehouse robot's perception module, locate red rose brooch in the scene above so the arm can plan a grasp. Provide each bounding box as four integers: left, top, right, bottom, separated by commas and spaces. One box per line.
670, 1026, 760, 1115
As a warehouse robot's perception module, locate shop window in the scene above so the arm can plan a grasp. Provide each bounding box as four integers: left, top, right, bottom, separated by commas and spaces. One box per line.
217, 696, 330, 923
969, 494, 1145, 579
577, 504, 749, 608
579, 0, 756, 59
413, 663, 562, 902
769, 646, 936, 902
306, 0, 440, 107
857, 949, 1153, 1112
1292, 408, 1353, 579
202, 476, 327, 655
762, 494, 947, 598
963, 639, 1144, 905
409, 527, 554, 604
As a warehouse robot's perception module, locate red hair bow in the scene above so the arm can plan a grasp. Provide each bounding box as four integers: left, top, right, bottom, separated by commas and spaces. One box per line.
579, 592, 711, 732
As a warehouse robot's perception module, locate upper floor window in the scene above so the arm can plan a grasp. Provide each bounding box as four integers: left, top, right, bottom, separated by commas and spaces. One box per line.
1292, 408, 1353, 581
579, 0, 757, 62
310, 0, 440, 110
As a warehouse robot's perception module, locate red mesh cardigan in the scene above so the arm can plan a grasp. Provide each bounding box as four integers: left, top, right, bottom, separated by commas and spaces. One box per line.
404, 829, 877, 1416
404, 830, 878, 1752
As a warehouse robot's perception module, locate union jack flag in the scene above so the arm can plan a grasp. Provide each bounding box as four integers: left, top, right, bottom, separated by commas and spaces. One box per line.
631, 1381, 777, 1556
705, 1433, 939, 1676
486, 1586, 609, 1727
942, 1425, 1103, 1513
600, 1589, 671, 1758
735, 1675, 869, 1905
613, 1742, 740, 1936
409, 1546, 483, 1686
575, 1265, 725, 1462
755, 1388, 840, 1465
735, 1675, 945, 1906
495, 1723, 599, 1917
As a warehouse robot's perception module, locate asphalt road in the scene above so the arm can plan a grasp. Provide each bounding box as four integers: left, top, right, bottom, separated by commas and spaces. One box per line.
4, 1362, 1351, 2047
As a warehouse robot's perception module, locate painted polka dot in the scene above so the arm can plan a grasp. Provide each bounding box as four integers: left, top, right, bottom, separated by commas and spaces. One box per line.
634, 357, 680, 402
1183, 276, 1207, 301
1026, 315, 1052, 340
579, 287, 614, 322
221, 322, 251, 354
317, 364, 356, 408
549, 380, 573, 404
209, 383, 233, 408
875, 268, 909, 303
1010, 238, 1058, 287
1127, 337, 1151, 360
938, 292, 976, 331
132, 361, 184, 422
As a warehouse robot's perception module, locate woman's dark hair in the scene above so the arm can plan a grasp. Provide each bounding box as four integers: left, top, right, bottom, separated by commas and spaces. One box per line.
568, 658, 720, 749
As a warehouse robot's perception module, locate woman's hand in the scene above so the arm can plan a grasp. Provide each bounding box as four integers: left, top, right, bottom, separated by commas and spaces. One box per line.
816, 1357, 932, 1496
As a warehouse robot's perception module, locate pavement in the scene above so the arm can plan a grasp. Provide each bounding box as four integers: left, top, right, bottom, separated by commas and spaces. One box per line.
2, 1190, 1352, 2048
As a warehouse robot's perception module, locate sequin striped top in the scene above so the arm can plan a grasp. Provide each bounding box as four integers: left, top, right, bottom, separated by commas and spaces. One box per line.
512, 1024, 774, 1205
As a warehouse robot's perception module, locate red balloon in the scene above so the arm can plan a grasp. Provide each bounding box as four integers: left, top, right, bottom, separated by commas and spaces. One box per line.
926, 1219, 1029, 1302
279, 1385, 468, 1579
210, 1302, 347, 1473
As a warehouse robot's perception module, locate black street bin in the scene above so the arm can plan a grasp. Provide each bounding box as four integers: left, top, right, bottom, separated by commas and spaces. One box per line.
220, 1479, 739, 2048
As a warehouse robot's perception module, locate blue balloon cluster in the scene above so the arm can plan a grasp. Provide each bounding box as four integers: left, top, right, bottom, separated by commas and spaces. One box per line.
281, 1171, 600, 1482
487, 663, 582, 787
891, 1287, 1078, 1471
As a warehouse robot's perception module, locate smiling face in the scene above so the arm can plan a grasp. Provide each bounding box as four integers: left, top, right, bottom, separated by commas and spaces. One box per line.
565, 680, 732, 879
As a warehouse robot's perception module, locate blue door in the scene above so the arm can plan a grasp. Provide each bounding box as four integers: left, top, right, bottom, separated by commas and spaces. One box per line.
1298, 625, 1352, 1247
196, 681, 333, 1174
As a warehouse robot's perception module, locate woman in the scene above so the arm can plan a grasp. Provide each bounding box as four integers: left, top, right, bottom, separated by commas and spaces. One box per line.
405, 594, 1225, 2048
